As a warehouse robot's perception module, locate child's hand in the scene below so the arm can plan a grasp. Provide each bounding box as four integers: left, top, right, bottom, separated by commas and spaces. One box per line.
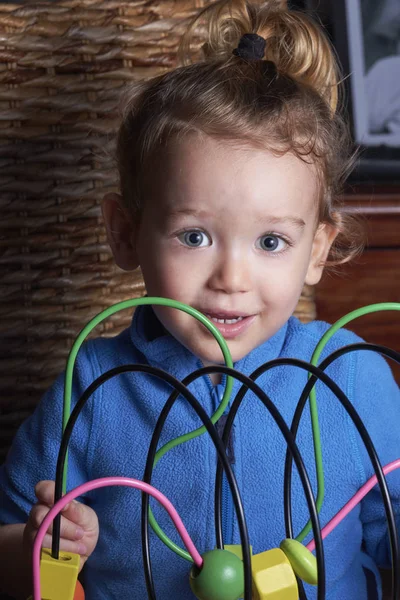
23, 480, 99, 571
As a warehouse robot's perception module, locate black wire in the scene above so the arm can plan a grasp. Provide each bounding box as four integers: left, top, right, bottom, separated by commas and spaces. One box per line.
282, 343, 400, 600
198, 364, 324, 600
215, 355, 399, 600
214, 350, 398, 600
284, 343, 400, 537
139, 367, 251, 600
146, 365, 325, 600
51, 347, 399, 600
211, 365, 312, 600
141, 366, 253, 600
52, 364, 250, 600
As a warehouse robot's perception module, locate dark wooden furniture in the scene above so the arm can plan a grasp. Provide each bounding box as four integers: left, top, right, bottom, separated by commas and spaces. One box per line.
316, 186, 399, 600
316, 186, 400, 384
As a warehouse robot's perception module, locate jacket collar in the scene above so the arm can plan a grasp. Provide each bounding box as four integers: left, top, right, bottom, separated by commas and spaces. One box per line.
129, 304, 289, 388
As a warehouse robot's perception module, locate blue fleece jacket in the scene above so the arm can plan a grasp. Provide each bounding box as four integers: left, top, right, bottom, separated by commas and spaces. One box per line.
1, 306, 400, 600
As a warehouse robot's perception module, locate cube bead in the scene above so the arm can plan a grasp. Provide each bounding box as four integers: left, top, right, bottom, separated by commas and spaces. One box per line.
251, 548, 298, 600
35, 548, 80, 600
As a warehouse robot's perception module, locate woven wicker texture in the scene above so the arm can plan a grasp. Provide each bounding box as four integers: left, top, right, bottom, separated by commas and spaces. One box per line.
0, 0, 316, 463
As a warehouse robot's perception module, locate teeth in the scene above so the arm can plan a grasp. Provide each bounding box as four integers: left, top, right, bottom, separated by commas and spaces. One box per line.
210, 316, 243, 324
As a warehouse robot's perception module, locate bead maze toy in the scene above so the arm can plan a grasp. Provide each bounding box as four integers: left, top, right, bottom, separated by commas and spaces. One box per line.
27, 298, 400, 600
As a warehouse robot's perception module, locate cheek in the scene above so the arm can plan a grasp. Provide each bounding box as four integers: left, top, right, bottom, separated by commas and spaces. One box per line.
141, 262, 172, 296
258, 258, 309, 303
140, 250, 195, 298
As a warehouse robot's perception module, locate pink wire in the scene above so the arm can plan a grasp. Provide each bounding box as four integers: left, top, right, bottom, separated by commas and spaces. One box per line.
32, 476, 203, 600
307, 459, 400, 552
32, 460, 400, 596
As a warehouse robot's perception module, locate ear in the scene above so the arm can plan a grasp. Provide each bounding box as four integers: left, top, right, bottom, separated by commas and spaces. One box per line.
101, 193, 139, 271
305, 221, 339, 286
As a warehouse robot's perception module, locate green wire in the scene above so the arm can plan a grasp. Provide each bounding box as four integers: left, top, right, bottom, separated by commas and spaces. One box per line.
62, 297, 400, 558
61, 297, 233, 562
295, 302, 400, 544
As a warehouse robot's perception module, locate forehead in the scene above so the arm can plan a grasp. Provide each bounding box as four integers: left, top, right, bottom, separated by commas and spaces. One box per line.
147, 135, 319, 219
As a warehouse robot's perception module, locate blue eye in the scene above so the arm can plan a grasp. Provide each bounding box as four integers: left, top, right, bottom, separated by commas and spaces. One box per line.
257, 234, 287, 252
179, 230, 211, 248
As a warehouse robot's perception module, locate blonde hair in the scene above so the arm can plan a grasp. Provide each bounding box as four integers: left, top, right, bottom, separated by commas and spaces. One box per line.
117, 0, 363, 265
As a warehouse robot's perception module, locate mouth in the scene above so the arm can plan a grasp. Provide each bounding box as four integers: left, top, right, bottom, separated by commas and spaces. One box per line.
208, 315, 244, 325
203, 311, 256, 339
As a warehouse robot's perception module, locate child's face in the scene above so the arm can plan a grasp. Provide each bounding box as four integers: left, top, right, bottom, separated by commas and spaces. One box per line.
105, 135, 337, 365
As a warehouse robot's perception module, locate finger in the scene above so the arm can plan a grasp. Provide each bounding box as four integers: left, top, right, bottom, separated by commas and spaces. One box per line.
28, 504, 51, 531
34, 481, 84, 514
34, 481, 75, 513
34, 480, 56, 507
39, 533, 88, 557
61, 499, 97, 532
29, 505, 85, 541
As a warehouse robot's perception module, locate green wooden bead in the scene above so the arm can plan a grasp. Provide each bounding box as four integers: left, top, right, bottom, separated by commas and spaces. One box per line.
280, 538, 318, 585
189, 549, 244, 600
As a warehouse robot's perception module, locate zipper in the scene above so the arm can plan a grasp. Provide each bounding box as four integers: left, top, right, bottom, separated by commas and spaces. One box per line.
217, 413, 235, 545
202, 372, 235, 546
196, 361, 236, 545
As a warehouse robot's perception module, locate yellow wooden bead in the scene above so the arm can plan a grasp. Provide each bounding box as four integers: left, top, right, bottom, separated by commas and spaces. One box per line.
251, 548, 298, 600
223, 544, 253, 561
36, 548, 80, 600
280, 539, 317, 585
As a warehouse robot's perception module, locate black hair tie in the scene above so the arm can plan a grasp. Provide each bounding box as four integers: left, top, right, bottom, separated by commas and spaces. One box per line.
232, 33, 266, 61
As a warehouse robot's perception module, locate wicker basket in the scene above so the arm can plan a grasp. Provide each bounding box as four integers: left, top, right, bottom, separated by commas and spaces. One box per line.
0, 0, 316, 463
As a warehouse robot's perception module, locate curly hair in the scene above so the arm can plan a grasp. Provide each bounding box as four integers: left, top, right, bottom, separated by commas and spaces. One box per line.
116, 0, 363, 266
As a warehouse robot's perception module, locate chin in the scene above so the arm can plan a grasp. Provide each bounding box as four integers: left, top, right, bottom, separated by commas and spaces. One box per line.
198, 346, 248, 366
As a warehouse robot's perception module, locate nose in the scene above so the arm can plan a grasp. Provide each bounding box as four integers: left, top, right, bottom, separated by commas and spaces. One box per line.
207, 249, 251, 294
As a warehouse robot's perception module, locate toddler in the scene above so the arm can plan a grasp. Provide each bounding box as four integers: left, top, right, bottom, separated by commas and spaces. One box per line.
1, 1, 399, 599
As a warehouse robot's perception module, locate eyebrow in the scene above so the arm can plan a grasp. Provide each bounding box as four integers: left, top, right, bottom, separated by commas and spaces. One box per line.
166, 209, 306, 229
166, 208, 211, 219
257, 216, 306, 229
